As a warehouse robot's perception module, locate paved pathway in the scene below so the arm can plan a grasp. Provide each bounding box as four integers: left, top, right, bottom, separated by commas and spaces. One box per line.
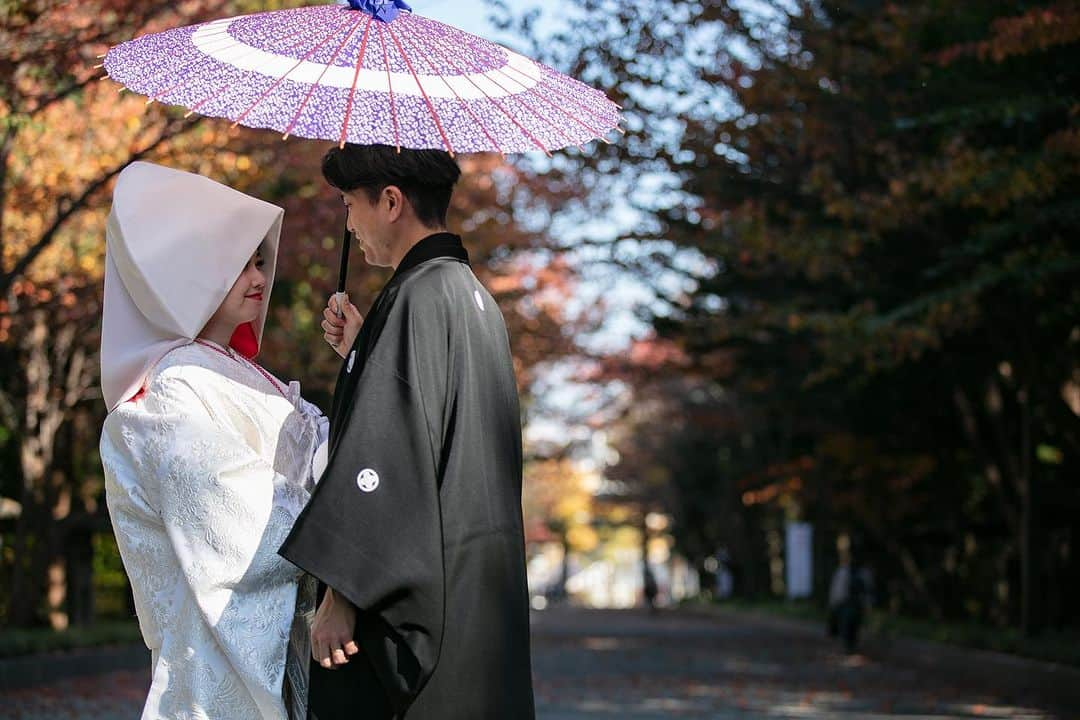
531, 608, 1062, 719
1, 607, 1067, 719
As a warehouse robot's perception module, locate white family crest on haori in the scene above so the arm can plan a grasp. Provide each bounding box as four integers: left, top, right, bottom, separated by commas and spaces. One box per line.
357, 468, 380, 492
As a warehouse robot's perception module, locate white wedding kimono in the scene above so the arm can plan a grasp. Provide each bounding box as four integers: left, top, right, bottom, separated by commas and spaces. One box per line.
101, 343, 325, 720
98, 162, 325, 720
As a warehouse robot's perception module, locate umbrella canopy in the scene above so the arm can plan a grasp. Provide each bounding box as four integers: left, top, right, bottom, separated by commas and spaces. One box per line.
103, 0, 622, 155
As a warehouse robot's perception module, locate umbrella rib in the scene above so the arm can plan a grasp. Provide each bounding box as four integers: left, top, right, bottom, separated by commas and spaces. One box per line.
386, 24, 454, 156
396, 27, 504, 156
186, 78, 242, 116
447, 44, 573, 153
499, 64, 617, 140
339, 14, 375, 148
506, 64, 625, 133
464, 63, 578, 149
492, 67, 609, 146
427, 34, 550, 156
283, 15, 366, 139
232, 14, 354, 128
377, 24, 400, 152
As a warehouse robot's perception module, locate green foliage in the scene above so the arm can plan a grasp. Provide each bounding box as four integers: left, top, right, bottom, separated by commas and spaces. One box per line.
870, 612, 1080, 668
92, 532, 130, 620
0, 620, 141, 658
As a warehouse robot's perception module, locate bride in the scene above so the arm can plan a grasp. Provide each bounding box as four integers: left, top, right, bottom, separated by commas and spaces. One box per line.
99, 161, 327, 720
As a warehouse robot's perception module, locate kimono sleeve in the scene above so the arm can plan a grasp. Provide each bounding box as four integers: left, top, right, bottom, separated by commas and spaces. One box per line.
140, 367, 310, 713
278, 294, 448, 715
293, 387, 330, 489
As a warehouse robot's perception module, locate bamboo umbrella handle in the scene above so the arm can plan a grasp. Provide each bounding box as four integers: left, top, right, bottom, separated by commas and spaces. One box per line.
336, 221, 351, 319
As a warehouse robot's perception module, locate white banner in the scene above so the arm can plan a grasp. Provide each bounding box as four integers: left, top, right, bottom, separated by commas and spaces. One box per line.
786, 522, 813, 599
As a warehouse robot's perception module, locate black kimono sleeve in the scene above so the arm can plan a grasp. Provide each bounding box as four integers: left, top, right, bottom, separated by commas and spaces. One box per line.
279, 293, 447, 714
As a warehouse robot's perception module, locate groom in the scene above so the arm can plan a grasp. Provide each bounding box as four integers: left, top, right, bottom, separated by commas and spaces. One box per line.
279, 144, 535, 719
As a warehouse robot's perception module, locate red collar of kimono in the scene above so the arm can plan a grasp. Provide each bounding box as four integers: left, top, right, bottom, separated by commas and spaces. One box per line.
229, 322, 260, 359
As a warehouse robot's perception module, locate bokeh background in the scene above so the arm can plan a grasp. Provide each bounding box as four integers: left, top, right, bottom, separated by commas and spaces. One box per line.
1, 0, 1078, 707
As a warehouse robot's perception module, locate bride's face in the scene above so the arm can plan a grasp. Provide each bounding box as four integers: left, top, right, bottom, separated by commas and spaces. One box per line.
210, 250, 267, 328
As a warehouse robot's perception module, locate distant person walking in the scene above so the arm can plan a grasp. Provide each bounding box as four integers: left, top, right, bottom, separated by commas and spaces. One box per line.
828, 552, 873, 653
644, 565, 659, 614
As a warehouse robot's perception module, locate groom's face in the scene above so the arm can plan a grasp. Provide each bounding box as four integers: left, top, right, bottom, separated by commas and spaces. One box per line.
342, 188, 392, 267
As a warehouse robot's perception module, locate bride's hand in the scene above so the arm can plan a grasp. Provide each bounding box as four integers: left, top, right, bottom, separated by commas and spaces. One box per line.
322, 294, 363, 358
311, 587, 360, 669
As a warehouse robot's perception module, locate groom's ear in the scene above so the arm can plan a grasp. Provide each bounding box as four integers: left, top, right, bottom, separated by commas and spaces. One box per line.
383, 185, 405, 223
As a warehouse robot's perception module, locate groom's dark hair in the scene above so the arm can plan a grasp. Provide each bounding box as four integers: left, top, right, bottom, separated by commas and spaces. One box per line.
322, 144, 461, 228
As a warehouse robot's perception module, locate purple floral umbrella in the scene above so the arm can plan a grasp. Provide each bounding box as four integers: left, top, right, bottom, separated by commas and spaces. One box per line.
101, 0, 622, 299
102, 0, 623, 155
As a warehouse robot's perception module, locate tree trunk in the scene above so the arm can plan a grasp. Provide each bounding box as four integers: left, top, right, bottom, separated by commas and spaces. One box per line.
559, 532, 571, 599
0, 126, 13, 271
7, 503, 50, 627
5, 308, 97, 629
64, 522, 96, 627
64, 409, 102, 628
1018, 383, 1041, 636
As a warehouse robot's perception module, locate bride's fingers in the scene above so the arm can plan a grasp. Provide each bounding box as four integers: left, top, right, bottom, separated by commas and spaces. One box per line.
344, 640, 359, 656
331, 646, 349, 665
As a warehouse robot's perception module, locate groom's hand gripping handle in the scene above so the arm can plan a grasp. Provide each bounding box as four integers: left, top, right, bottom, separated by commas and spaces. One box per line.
322, 293, 363, 359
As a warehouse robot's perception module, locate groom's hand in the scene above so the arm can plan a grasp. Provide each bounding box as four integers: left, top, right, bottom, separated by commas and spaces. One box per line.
322, 294, 364, 359
311, 587, 360, 669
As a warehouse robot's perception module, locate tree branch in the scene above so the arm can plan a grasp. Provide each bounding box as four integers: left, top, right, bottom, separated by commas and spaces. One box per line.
0, 118, 198, 297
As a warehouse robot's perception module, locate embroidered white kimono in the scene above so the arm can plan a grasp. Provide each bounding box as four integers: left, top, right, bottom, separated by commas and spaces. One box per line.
101, 343, 325, 719
98, 162, 325, 720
